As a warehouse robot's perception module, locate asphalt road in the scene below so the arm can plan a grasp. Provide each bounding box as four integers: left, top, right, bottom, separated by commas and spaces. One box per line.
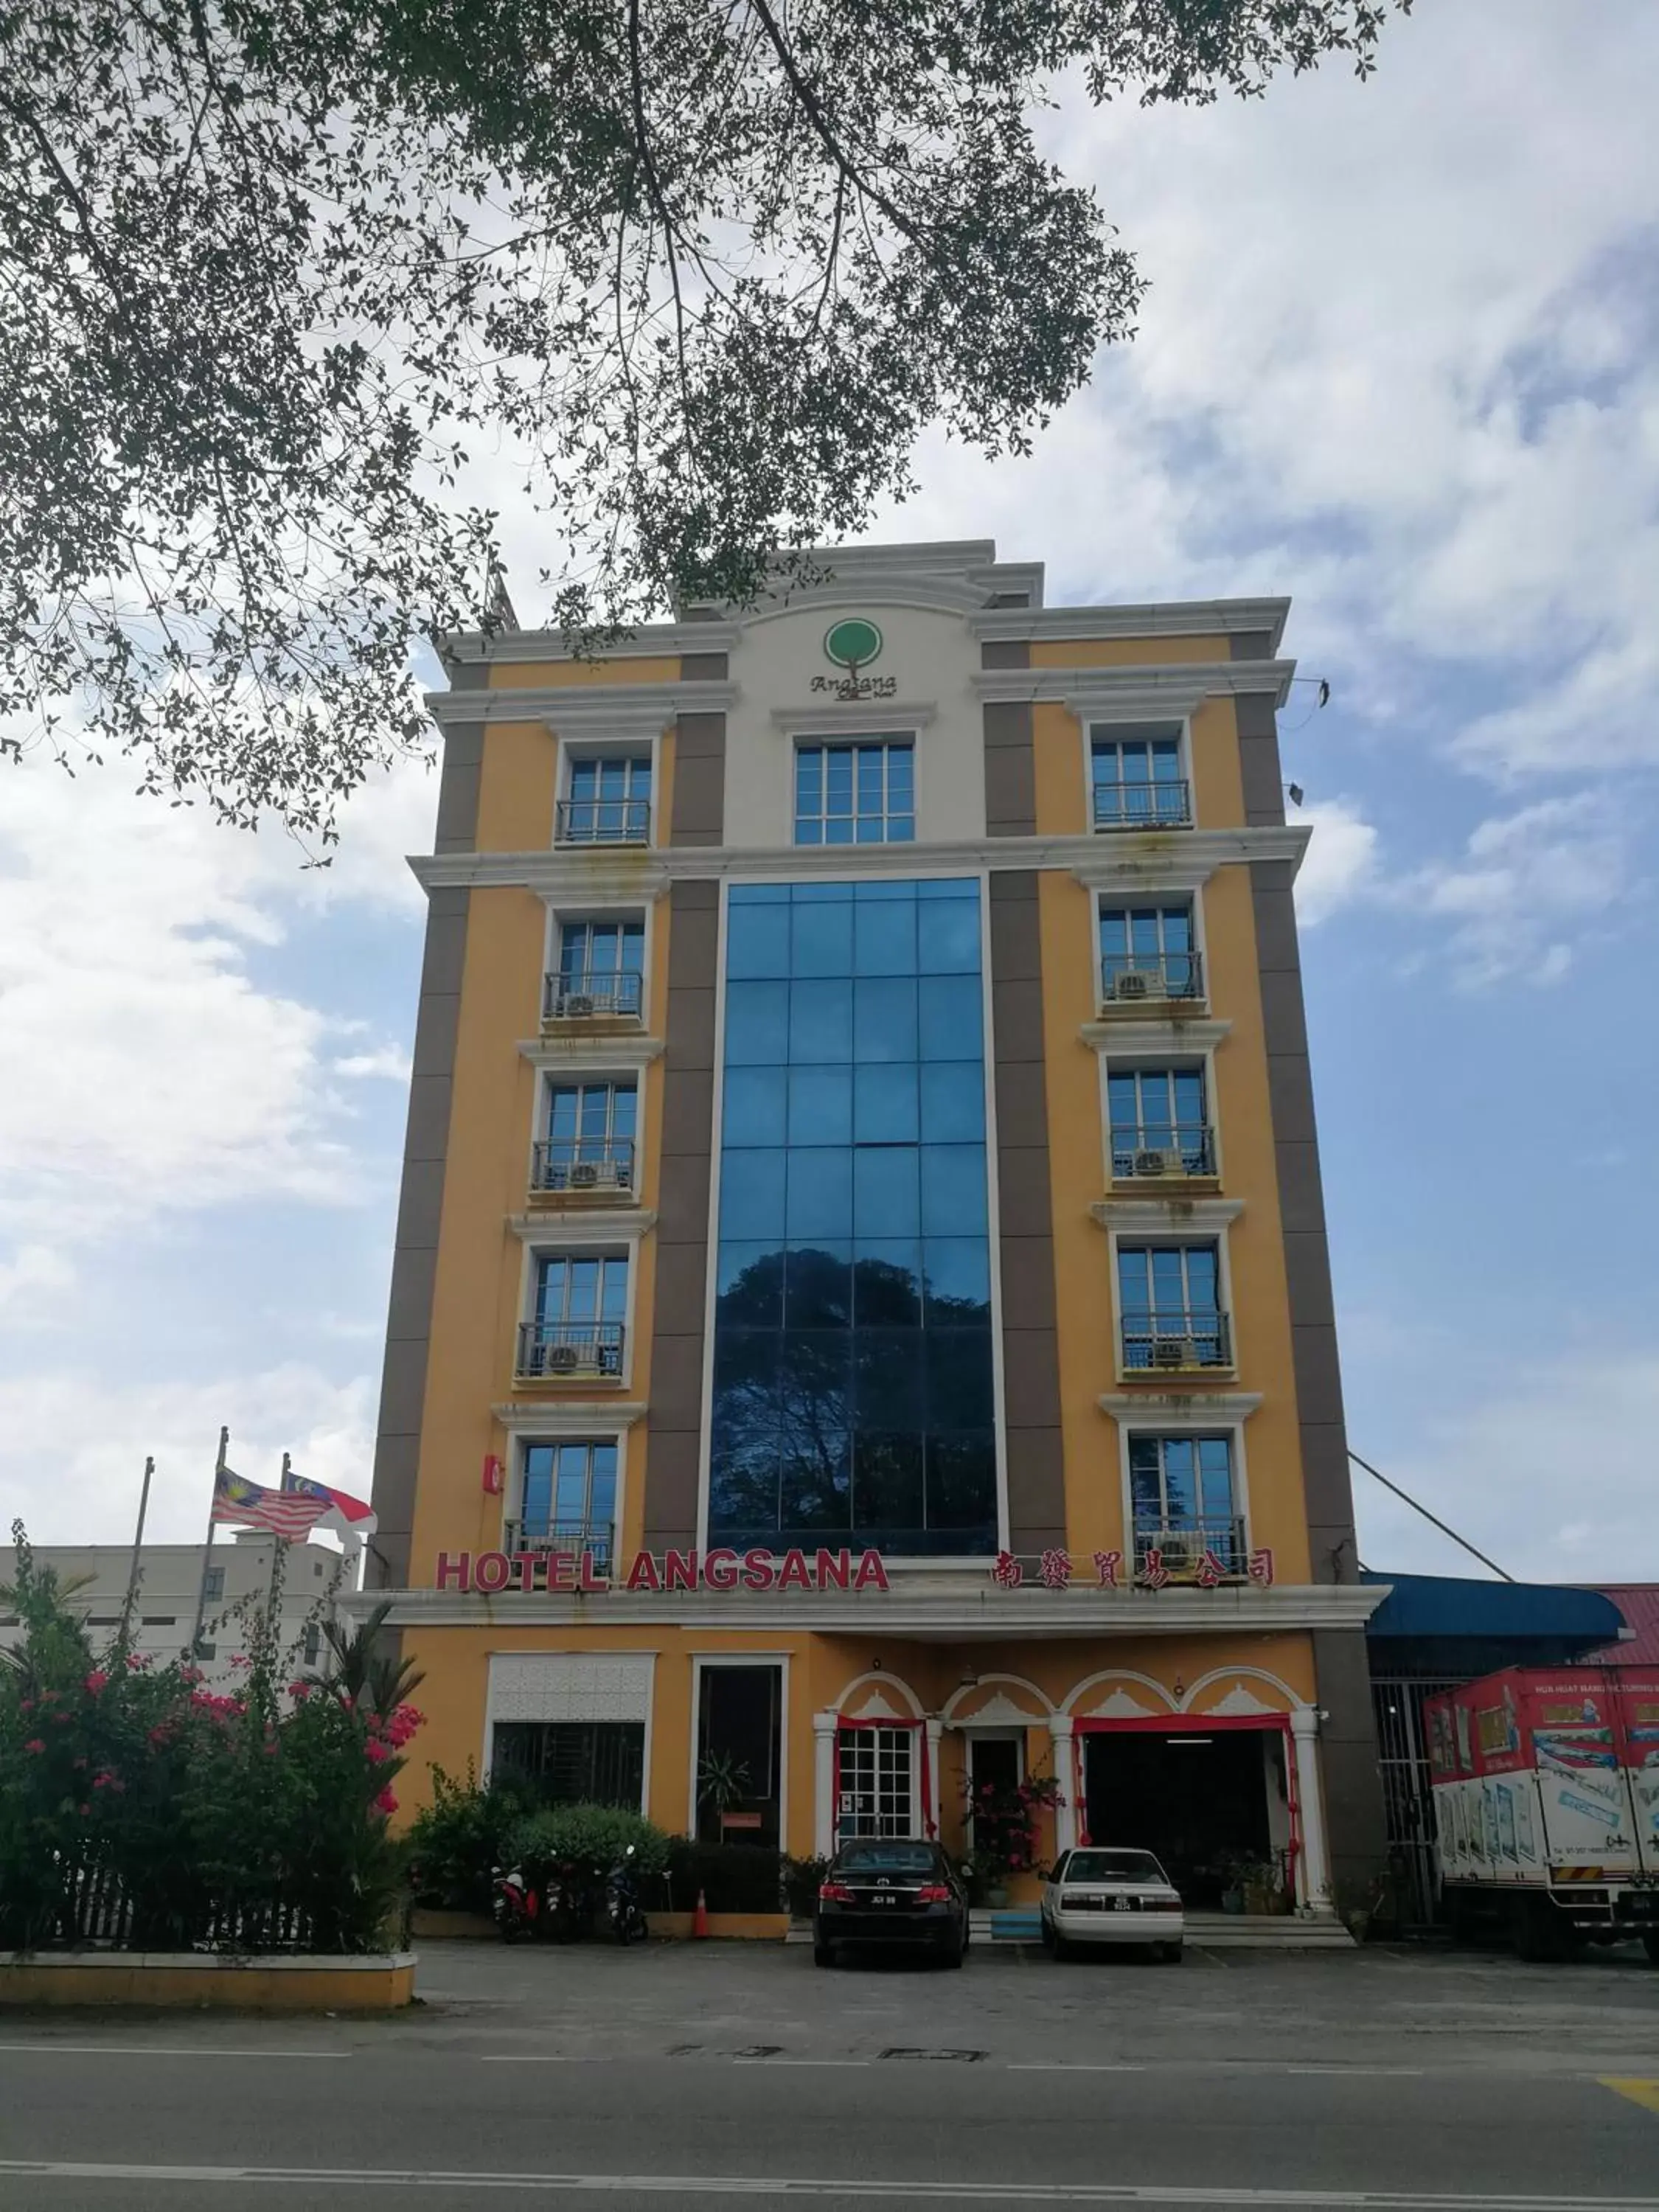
1, 1939, 1657, 2209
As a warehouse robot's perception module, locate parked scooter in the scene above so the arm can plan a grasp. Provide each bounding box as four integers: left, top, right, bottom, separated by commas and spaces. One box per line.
492, 1863, 538, 1944
605, 1842, 649, 1945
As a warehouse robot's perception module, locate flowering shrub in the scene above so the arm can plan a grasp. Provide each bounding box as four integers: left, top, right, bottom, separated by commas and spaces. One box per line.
0, 1523, 423, 1955
963, 1774, 1064, 1884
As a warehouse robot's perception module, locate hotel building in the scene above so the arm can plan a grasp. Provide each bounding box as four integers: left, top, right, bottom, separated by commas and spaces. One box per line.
366, 539, 1386, 1913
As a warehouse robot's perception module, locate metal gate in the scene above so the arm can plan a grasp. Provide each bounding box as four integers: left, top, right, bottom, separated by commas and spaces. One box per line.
1371, 1674, 1461, 1928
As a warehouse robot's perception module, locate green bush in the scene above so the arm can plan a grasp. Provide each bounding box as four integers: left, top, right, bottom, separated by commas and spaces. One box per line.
668, 1840, 784, 1913
501, 1802, 671, 1888
406, 1764, 532, 1911
0, 1523, 422, 1955
782, 1853, 830, 1919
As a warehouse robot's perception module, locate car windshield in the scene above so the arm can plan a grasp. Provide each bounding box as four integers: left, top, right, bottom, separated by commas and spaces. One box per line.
836, 1843, 939, 1874
1062, 1850, 1169, 1885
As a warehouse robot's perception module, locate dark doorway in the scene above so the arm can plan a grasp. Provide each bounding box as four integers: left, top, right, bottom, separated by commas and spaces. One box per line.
697, 1664, 782, 1846
1084, 1728, 1273, 1906
969, 1735, 1021, 1797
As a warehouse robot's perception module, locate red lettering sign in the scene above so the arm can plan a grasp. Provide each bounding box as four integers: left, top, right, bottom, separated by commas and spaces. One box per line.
815, 1548, 850, 1589
430, 1546, 894, 1592
776, 1549, 811, 1591
664, 1550, 697, 1592
853, 1549, 889, 1591
579, 1549, 608, 1593
626, 1551, 661, 1592
436, 1551, 472, 1591
741, 1548, 776, 1591
703, 1548, 740, 1590
472, 1551, 510, 1594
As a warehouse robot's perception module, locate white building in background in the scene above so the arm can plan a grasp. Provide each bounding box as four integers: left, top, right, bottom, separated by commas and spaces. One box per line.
0, 1533, 349, 1692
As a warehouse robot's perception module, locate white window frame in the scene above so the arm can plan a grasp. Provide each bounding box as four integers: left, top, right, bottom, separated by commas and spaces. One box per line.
1104, 1219, 1238, 1382
1082, 716, 1194, 834
1114, 1417, 1253, 1566
790, 733, 918, 849
1093, 887, 1208, 1009
533, 1068, 645, 1196
510, 1431, 630, 1561
555, 737, 660, 849
516, 1231, 644, 1392
481, 1651, 657, 1815
1096, 1042, 1222, 1187
543, 900, 654, 1027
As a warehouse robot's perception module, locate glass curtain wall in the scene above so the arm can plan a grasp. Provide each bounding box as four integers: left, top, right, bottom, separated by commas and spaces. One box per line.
711, 880, 997, 1555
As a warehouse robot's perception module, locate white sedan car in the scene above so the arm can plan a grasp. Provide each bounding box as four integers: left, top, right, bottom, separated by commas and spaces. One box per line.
1040, 1847, 1185, 1961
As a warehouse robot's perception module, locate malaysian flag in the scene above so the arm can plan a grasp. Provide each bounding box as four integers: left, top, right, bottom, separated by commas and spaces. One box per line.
279, 1468, 377, 1549
212, 1467, 332, 1540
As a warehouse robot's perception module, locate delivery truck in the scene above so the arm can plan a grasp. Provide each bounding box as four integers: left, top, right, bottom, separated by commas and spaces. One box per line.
1425, 1666, 1659, 1961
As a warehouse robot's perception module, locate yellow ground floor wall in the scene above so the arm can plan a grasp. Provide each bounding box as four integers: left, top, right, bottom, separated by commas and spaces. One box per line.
400, 1622, 1317, 1867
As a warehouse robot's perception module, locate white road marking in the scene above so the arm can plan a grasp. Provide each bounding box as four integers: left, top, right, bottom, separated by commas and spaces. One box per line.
1009, 2064, 1147, 2073
2, 2161, 1659, 2206
0, 2045, 336, 2061
1284, 2067, 1425, 2078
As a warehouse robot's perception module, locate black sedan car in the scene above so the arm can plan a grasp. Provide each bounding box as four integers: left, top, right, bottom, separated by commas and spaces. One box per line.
813, 1839, 968, 1967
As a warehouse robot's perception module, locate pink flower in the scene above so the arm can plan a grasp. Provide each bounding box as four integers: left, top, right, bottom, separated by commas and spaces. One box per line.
83, 1670, 108, 1694
286, 1681, 310, 1700
229, 1654, 249, 1670
23, 1738, 44, 1754
125, 1652, 150, 1670
373, 1787, 398, 1816
18, 1697, 32, 1713
77, 1803, 90, 1817
364, 1738, 390, 1764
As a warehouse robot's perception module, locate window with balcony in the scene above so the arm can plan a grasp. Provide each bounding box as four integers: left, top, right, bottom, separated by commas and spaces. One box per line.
1107, 1067, 1213, 1180
546, 917, 644, 1021
558, 755, 651, 845
1116, 1242, 1230, 1371
512, 1439, 618, 1571
519, 1253, 627, 1379
1091, 729, 1191, 830
794, 741, 915, 845
1099, 901, 1201, 1004
534, 1080, 638, 1195
1128, 1433, 1243, 1577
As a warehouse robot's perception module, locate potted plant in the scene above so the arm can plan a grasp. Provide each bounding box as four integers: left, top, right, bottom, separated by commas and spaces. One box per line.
695, 1750, 751, 1843
964, 1774, 1062, 1905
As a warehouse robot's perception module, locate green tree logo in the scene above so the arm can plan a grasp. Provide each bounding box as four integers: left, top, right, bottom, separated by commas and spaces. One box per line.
824, 618, 883, 673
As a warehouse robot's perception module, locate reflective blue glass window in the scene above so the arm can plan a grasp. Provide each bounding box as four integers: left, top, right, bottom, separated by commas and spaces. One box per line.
711, 878, 997, 1555
1091, 728, 1188, 829
520, 1441, 619, 1547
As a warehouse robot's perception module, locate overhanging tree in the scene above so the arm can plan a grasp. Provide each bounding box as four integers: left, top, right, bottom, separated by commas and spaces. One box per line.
0, 1, 1405, 837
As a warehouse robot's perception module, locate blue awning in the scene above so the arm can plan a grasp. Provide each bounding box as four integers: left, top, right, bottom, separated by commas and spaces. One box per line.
1364, 1570, 1624, 1654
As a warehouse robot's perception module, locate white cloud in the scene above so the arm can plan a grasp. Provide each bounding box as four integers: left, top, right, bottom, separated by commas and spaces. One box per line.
0, 1364, 377, 1552
1355, 1354, 1659, 1584
1404, 791, 1631, 987
1293, 798, 1381, 926
334, 1045, 414, 1082
0, 1242, 76, 1315
0, 753, 428, 1258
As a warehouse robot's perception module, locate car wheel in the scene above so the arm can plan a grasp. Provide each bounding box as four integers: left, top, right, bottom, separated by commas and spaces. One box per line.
1040, 1916, 1056, 1952
1641, 1931, 1659, 1966
1157, 1941, 1183, 1964
813, 1940, 835, 1968
942, 1936, 965, 1969
1051, 1930, 1071, 1962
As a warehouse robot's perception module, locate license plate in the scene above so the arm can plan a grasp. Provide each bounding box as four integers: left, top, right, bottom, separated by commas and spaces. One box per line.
1113, 1896, 1131, 1911
870, 1893, 897, 1907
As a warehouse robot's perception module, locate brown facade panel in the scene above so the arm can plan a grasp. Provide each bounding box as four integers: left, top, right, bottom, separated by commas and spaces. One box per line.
1229, 630, 1278, 662
645, 879, 720, 1548
983, 637, 1034, 838
679, 652, 730, 682
1311, 1627, 1389, 1907
369, 886, 471, 1586
434, 724, 484, 855
989, 871, 1065, 1554
670, 709, 726, 846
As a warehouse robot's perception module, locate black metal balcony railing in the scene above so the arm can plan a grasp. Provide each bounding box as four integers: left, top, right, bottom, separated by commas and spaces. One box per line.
1121, 1308, 1234, 1372
515, 1321, 626, 1380
1110, 1126, 1216, 1180
1099, 950, 1204, 1005
555, 796, 651, 846
530, 1138, 636, 1196
1133, 1515, 1248, 1580
542, 967, 644, 1022
1093, 779, 1192, 831
503, 1520, 616, 1574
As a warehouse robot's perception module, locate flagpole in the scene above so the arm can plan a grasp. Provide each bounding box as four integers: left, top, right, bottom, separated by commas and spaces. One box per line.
186, 1426, 228, 1663
119, 1455, 155, 1645
267, 1452, 293, 1632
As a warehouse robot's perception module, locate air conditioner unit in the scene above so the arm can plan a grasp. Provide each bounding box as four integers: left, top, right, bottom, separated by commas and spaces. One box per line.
569, 1161, 601, 1189
1111, 970, 1152, 1001
546, 1343, 582, 1374
563, 992, 594, 1018
1133, 1147, 1181, 1177
614, 1161, 633, 1190
1151, 1337, 1194, 1369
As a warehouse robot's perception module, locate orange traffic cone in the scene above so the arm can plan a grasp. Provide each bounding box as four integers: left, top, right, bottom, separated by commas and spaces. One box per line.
692, 1886, 710, 1939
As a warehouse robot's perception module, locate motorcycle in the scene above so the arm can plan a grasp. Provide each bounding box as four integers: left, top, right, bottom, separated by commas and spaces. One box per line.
605, 1841, 649, 1945
543, 1856, 590, 1944
492, 1863, 538, 1944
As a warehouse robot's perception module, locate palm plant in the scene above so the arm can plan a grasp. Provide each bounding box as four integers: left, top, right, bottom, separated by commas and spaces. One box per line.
309, 1599, 425, 1717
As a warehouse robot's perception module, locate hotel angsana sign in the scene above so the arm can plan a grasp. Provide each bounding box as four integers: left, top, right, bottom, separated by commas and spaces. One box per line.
434, 1546, 891, 1594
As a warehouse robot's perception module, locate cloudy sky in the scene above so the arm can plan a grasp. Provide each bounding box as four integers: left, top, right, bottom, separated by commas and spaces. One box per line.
3, 0, 1655, 1587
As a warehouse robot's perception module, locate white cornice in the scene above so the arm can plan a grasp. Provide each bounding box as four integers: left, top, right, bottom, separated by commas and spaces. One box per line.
1080, 1018, 1231, 1056
425, 681, 738, 732
1098, 1391, 1264, 1425
771, 700, 938, 737
1091, 1197, 1244, 1233
489, 1401, 650, 1434
973, 661, 1296, 714
507, 1209, 655, 1245
971, 599, 1290, 651
345, 1576, 1384, 1635
442, 624, 741, 664
516, 1036, 666, 1071
411, 825, 1310, 894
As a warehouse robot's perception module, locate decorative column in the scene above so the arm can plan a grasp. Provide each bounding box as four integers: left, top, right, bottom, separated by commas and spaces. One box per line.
924, 1717, 944, 1838
1290, 1705, 1333, 1915
812, 1711, 838, 1860
1049, 1714, 1078, 1856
